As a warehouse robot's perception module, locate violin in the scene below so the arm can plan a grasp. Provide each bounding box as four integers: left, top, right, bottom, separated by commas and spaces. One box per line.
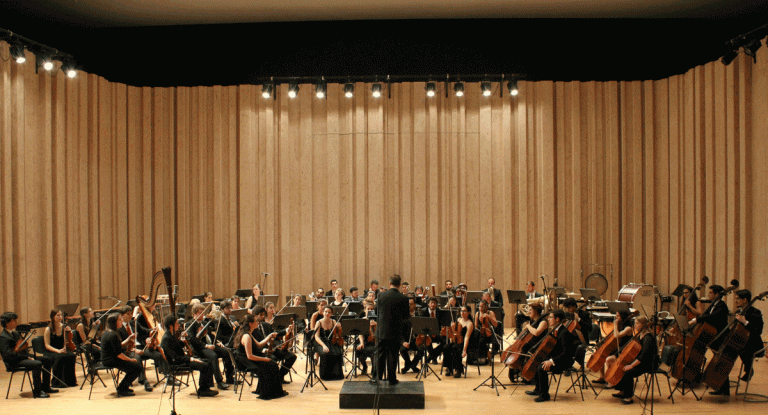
124, 321, 135, 352
179, 330, 195, 357
367, 320, 377, 344
480, 313, 494, 338
65, 327, 77, 352
331, 323, 344, 347
13, 329, 36, 353
278, 319, 296, 351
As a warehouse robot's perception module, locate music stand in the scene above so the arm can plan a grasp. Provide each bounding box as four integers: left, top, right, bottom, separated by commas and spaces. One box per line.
506, 290, 528, 339
190, 294, 206, 303
671, 284, 692, 297
465, 291, 484, 306
342, 318, 372, 380
346, 302, 364, 316
330, 306, 349, 316
436, 296, 449, 308
279, 306, 307, 320
230, 309, 248, 323
411, 317, 441, 381
579, 288, 601, 302
272, 314, 293, 331
260, 295, 278, 307
605, 301, 630, 314
234, 289, 252, 299
56, 303, 80, 318
305, 300, 319, 314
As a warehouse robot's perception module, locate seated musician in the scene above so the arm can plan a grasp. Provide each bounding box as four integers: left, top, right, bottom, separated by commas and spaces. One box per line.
43, 309, 78, 387
443, 305, 476, 378
562, 298, 593, 345
230, 296, 241, 310
116, 306, 155, 391
440, 280, 454, 296
680, 286, 701, 318
369, 279, 379, 299
313, 305, 344, 380
481, 290, 505, 342
315, 287, 325, 300
709, 289, 764, 396
689, 285, 729, 347
75, 307, 101, 363
186, 303, 232, 390
215, 300, 239, 350
291, 294, 303, 307
526, 309, 578, 402
365, 290, 376, 305
345, 287, 362, 303
100, 313, 144, 396
245, 284, 262, 312
0, 312, 55, 398
420, 297, 444, 365
331, 289, 346, 306
400, 297, 425, 374
159, 315, 218, 397
233, 313, 288, 399
204, 292, 214, 303
611, 316, 657, 405
516, 281, 544, 333
475, 299, 499, 359
507, 303, 547, 382
357, 300, 377, 375
251, 306, 297, 384
595, 310, 633, 384
444, 291, 459, 309
133, 302, 170, 377
401, 281, 410, 295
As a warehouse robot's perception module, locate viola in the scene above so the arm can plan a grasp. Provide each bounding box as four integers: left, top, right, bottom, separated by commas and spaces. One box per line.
65, 327, 77, 352
13, 329, 35, 353
124, 321, 135, 352
331, 323, 344, 347
480, 314, 494, 338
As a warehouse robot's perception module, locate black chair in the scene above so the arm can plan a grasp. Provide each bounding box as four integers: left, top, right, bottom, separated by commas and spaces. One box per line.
735, 342, 768, 402
548, 368, 574, 402
1, 355, 35, 399
226, 348, 257, 401
163, 362, 198, 399
78, 347, 121, 400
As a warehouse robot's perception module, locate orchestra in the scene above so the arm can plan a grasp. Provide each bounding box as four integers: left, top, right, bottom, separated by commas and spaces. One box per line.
1, 275, 765, 411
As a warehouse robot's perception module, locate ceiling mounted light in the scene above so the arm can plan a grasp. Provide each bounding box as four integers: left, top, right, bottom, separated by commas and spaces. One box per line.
372, 83, 382, 98
288, 83, 300, 98
425, 82, 436, 97
10, 44, 25, 63
344, 83, 354, 98
744, 39, 762, 63
61, 62, 77, 78
262, 83, 273, 99
507, 79, 519, 96
454, 82, 464, 97
481, 82, 492, 97
37, 54, 54, 71
721, 49, 739, 66
315, 82, 326, 99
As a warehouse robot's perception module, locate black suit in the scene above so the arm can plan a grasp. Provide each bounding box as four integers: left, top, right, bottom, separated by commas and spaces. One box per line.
160, 331, 215, 390
698, 299, 729, 349
374, 287, 409, 383
714, 306, 764, 393
534, 325, 577, 398
0, 329, 53, 394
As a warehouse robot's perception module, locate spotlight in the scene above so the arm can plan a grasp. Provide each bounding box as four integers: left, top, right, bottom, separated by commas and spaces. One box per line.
372, 83, 382, 98
344, 83, 354, 98
262, 84, 273, 99
315, 82, 326, 99
507, 79, 519, 96
481, 82, 492, 97
61, 62, 77, 78
721, 49, 739, 66
10, 44, 25, 63
454, 82, 464, 97
744, 39, 762, 63
288, 83, 299, 98
425, 82, 436, 97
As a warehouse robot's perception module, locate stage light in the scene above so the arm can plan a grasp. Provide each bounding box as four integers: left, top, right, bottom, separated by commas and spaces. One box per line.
507, 79, 519, 96
315, 82, 326, 99
454, 82, 464, 97
372, 83, 382, 98
10, 44, 25, 63
481, 82, 492, 97
288, 83, 299, 98
262, 84, 273, 99
425, 82, 436, 97
344, 83, 354, 98
744, 39, 762, 63
62, 61, 77, 78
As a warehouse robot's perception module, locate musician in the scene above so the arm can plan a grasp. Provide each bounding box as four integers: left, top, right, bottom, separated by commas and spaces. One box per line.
313, 305, 344, 380
440, 280, 454, 296
516, 281, 544, 332
400, 297, 425, 374
100, 313, 144, 396
444, 291, 459, 309
475, 300, 499, 357
116, 306, 155, 392
204, 292, 214, 303
443, 305, 475, 378
43, 309, 77, 387
595, 310, 633, 384
357, 300, 377, 375
233, 313, 287, 400
231, 296, 241, 310
526, 309, 578, 402
689, 284, 729, 349
244, 284, 262, 311
186, 303, 231, 390
507, 304, 547, 382
365, 290, 377, 305
291, 294, 303, 307
401, 281, 410, 295
331, 289, 346, 306
315, 287, 325, 299
0, 312, 55, 398
680, 286, 700, 318
160, 314, 218, 397
482, 290, 505, 339
215, 300, 239, 349
369, 279, 380, 298
345, 286, 362, 303
612, 316, 657, 405
330, 279, 339, 293
372, 275, 409, 385
420, 297, 444, 365
133, 302, 170, 378
562, 298, 592, 345
709, 289, 764, 396
487, 278, 504, 308
250, 305, 297, 384
75, 307, 101, 363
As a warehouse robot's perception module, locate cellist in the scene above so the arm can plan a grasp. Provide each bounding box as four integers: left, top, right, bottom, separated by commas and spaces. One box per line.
506, 303, 547, 383
709, 289, 763, 396
594, 310, 633, 384
688, 285, 730, 348
611, 316, 657, 405
526, 309, 577, 402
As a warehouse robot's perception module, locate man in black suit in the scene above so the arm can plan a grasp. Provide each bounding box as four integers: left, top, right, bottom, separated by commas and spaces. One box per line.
0, 312, 55, 398
372, 275, 409, 385
688, 284, 729, 349
526, 309, 578, 402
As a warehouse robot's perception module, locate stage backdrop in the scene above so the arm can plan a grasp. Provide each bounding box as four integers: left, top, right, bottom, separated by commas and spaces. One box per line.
1, 41, 767, 322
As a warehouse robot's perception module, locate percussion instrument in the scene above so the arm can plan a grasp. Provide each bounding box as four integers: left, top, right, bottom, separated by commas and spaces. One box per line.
616, 284, 657, 313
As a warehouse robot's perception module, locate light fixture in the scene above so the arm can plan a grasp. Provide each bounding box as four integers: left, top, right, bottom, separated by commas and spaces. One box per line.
288, 83, 299, 98
262, 83, 273, 99
10, 44, 25, 63
481, 82, 492, 97
454, 82, 464, 97
744, 39, 762, 63
315, 82, 326, 99
372, 83, 382, 98
61, 61, 77, 78
721, 49, 739, 66
507, 79, 519, 96
344, 83, 354, 98
425, 82, 436, 97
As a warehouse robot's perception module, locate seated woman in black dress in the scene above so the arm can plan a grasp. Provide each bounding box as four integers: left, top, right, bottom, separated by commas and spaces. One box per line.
313, 306, 344, 380
100, 313, 144, 396
612, 316, 657, 405
233, 313, 287, 400
443, 305, 476, 378
43, 309, 78, 387
75, 307, 101, 364
595, 309, 633, 384
356, 300, 377, 376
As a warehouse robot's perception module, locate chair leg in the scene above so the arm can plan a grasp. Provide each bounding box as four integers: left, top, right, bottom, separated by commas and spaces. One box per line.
6, 372, 14, 399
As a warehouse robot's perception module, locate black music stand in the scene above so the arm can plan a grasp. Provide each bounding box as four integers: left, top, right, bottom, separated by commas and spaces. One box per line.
667, 314, 701, 401
300, 337, 327, 393
190, 294, 206, 303
260, 295, 279, 307
346, 302, 364, 316
56, 303, 80, 319
279, 306, 307, 355
506, 290, 527, 339
579, 288, 601, 303
465, 291, 484, 306
234, 289, 252, 299
342, 318, 372, 380
411, 316, 441, 381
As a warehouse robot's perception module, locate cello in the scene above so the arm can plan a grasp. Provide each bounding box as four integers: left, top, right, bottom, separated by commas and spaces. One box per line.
520, 325, 559, 381
502, 322, 535, 369
604, 332, 643, 385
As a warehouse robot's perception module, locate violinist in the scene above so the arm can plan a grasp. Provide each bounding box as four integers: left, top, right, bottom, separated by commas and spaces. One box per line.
204, 292, 214, 303
356, 300, 377, 375
116, 306, 155, 391
443, 305, 475, 378
75, 307, 101, 363
475, 299, 499, 357
526, 309, 578, 402
0, 312, 55, 398
611, 316, 657, 405
689, 285, 729, 349
233, 313, 288, 399
315, 287, 325, 299
215, 300, 239, 348
365, 290, 377, 305
419, 297, 444, 365
709, 289, 763, 396
100, 313, 144, 396
186, 303, 232, 390
507, 303, 547, 382
244, 284, 262, 311
400, 297, 425, 374
159, 314, 218, 397
43, 309, 78, 388
482, 290, 505, 341
252, 305, 297, 384
562, 298, 592, 345
594, 310, 633, 384
313, 305, 344, 380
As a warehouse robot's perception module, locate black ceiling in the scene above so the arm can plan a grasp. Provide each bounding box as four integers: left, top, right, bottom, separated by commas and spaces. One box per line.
2, 3, 768, 87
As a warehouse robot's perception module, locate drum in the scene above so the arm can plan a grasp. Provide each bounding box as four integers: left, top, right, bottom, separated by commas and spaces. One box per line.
617, 284, 657, 314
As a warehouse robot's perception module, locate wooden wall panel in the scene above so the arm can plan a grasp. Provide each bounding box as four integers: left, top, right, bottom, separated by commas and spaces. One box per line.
2, 39, 768, 321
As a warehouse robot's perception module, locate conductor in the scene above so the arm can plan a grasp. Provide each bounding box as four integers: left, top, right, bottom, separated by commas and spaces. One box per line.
371, 275, 409, 385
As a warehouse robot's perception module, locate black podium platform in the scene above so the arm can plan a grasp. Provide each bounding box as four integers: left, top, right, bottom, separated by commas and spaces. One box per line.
339, 381, 425, 409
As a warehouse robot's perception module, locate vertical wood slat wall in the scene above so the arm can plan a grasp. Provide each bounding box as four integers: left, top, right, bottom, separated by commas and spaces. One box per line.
1, 42, 766, 322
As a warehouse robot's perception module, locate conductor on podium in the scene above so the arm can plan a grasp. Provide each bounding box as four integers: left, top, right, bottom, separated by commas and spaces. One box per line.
372, 275, 409, 385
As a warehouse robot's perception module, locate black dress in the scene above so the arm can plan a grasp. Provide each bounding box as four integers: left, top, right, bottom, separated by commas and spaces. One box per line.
45, 328, 77, 387
443, 325, 472, 375
234, 335, 284, 399
314, 327, 344, 380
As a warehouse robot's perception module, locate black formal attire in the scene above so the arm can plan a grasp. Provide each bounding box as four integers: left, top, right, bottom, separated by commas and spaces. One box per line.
233, 333, 284, 399
160, 330, 215, 391
476, 311, 500, 357
134, 314, 169, 377
508, 314, 547, 382
186, 320, 231, 384
516, 291, 543, 331
74, 322, 101, 364
356, 323, 376, 374
374, 287, 409, 384
400, 313, 425, 372
533, 325, 578, 399
314, 326, 344, 380
100, 330, 143, 392
713, 306, 764, 394
697, 298, 729, 349
214, 315, 238, 349
253, 321, 297, 381
443, 325, 472, 376
0, 329, 53, 395
117, 323, 165, 384
615, 332, 658, 399
45, 328, 77, 387
419, 307, 444, 364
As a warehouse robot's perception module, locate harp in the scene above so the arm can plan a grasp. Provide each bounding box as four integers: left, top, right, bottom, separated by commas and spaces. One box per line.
136, 267, 176, 337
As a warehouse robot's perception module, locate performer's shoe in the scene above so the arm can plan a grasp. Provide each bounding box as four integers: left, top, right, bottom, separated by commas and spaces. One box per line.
710, 390, 730, 396
198, 389, 219, 397
42, 388, 59, 394
741, 368, 755, 382
217, 381, 230, 390
34, 390, 50, 399
612, 393, 624, 399
117, 389, 135, 397
592, 378, 606, 384
144, 382, 154, 392
533, 394, 550, 402
621, 398, 634, 405
445, 369, 453, 377
388, 379, 400, 386
525, 390, 540, 396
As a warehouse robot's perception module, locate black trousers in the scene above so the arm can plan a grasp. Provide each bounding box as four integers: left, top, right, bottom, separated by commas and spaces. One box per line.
186, 359, 215, 390
615, 366, 647, 398
199, 347, 232, 383
133, 348, 166, 381
104, 359, 143, 391
13, 356, 52, 393
375, 339, 400, 383
534, 361, 572, 397
400, 340, 425, 370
